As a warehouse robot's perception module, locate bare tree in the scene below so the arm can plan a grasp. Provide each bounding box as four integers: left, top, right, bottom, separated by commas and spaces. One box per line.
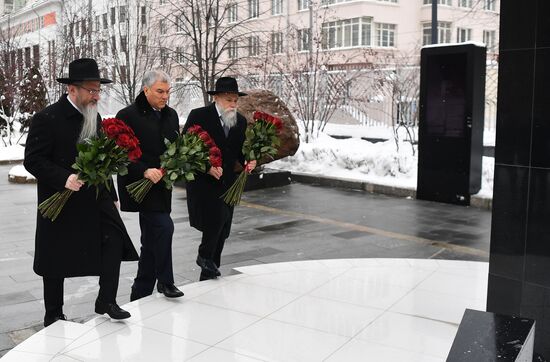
151, 0, 267, 106
241, 3, 373, 143
101, 0, 161, 105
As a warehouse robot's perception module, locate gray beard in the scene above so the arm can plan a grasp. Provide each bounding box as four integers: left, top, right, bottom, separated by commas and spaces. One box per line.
78, 103, 98, 142
220, 108, 237, 128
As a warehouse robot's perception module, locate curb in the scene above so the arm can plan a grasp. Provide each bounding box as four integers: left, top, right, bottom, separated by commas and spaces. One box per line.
289, 171, 492, 211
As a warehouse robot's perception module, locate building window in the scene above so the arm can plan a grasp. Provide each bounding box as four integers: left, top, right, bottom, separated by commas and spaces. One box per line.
228, 39, 239, 59
248, 0, 259, 18
322, 17, 372, 49
484, 0, 495, 11
141, 6, 147, 24
227, 3, 238, 23
376, 23, 396, 47
176, 46, 185, 62
272, 0, 283, 15
271, 32, 283, 53
298, 0, 309, 10
249, 35, 259, 56
141, 35, 147, 53
160, 19, 167, 34
75, 21, 80, 37
297, 28, 310, 51
95, 15, 100, 31
110, 7, 116, 25
458, 0, 472, 7
119, 6, 127, 23
160, 48, 167, 65
103, 13, 108, 29
32, 45, 40, 68
483, 30, 496, 50
120, 35, 128, 52
457, 27, 472, 42
111, 36, 117, 54
175, 13, 185, 32
96, 42, 101, 57
423, 0, 452, 4
422, 21, 451, 45
25, 47, 31, 68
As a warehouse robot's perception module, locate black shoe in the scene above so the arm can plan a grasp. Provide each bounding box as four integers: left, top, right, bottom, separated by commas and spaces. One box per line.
95, 300, 131, 320
199, 272, 217, 281
196, 255, 221, 277
44, 314, 66, 327
157, 282, 184, 298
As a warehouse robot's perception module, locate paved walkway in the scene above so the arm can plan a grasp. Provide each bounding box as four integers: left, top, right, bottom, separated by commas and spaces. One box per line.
0, 164, 491, 356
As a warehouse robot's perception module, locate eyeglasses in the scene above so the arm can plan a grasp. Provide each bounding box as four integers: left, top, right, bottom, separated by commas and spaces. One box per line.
78, 85, 103, 95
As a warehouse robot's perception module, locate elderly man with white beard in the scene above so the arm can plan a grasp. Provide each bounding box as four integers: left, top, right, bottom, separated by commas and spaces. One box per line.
24, 58, 138, 327
183, 77, 257, 281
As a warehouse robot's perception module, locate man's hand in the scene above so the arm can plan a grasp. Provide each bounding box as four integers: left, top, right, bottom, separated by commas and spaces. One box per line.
144, 168, 164, 184
208, 166, 223, 180
245, 160, 257, 173
65, 174, 84, 191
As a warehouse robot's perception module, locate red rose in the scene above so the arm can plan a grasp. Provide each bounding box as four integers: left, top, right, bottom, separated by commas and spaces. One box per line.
128, 148, 142, 162
198, 131, 210, 142
209, 155, 222, 167
116, 134, 133, 149
187, 125, 203, 135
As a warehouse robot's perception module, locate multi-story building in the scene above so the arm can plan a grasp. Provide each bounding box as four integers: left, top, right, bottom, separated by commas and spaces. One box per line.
1, 0, 499, 120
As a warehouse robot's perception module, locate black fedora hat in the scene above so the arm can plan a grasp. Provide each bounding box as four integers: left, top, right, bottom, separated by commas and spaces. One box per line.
207, 77, 247, 96
57, 58, 112, 84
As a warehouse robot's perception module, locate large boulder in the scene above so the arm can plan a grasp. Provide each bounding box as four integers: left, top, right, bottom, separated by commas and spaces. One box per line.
238, 89, 300, 164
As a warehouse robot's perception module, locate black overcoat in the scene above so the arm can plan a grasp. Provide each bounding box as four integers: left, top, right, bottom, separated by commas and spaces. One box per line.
24, 94, 138, 278
116, 91, 180, 213
182, 103, 246, 237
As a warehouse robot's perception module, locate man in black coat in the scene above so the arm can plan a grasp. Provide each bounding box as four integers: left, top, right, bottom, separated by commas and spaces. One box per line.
24, 58, 139, 327
183, 77, 256, 281
116, 70, 184, 301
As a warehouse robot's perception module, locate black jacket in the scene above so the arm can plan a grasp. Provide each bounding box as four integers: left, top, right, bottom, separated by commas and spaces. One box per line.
24, 94, 138, 277
116, 91, 180, 212
182, 103, 246, 235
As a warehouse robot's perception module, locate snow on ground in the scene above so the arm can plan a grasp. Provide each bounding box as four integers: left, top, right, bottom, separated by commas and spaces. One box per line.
270, 124, 494, 198
0, 145, 25, 162
8, 164, 35, 181
0, 123, 495, 198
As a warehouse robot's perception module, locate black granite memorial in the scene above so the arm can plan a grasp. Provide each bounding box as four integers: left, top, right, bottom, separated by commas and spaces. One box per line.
417, 43, 486, 206
488, 0, 550, 359
447, 309, 535, 362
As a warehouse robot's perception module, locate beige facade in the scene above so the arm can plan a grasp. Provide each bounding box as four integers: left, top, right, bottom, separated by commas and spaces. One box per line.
1, 0, 499, 119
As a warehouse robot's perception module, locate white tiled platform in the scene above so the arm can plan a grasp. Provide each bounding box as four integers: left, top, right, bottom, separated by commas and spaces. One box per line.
1, 259, 488, 362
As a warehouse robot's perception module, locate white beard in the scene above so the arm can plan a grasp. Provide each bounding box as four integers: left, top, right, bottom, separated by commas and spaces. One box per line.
78, 103, 98, 142
220, 108, 237, 128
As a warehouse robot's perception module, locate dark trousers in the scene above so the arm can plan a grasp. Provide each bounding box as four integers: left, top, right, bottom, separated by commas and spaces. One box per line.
43, 219, 124, 317
198, 203, 233, 267
132, 212, 174, 298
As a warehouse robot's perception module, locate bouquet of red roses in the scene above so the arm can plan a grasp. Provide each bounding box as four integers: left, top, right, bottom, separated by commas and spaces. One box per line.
221, 111, 282, 206
126, 125, 221, 203
38, 118, 141, 221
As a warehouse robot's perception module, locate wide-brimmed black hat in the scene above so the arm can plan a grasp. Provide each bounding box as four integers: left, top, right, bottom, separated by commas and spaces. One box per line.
207, 77, 247, 96
57, 58, 112, 84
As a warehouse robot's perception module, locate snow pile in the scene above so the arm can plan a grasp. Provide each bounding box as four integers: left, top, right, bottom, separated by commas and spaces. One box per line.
270, 133, 418, 189
0, 145, 25, 162
269, 130, 494, 197
8, 164, 35, 182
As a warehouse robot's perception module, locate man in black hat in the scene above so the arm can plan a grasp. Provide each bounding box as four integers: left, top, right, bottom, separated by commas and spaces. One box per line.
24, 58, 139, 326
183, 77, 257, 280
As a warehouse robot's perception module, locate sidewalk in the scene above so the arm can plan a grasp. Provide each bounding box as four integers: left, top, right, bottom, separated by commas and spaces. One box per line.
0, 163, 491, 356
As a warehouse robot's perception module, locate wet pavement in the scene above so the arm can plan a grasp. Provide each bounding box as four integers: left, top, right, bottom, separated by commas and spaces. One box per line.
0, 164, 491, 356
